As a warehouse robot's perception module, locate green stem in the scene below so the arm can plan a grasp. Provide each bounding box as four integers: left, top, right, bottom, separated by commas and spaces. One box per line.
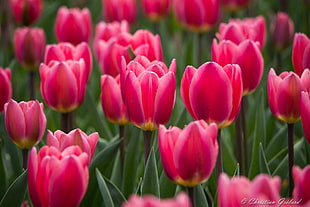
287, 123, 294, 197
215, 129, 223, 180
29, 71, 35, 100
22, 148, 29, 169
143, 130, 153, 165
235, 112, 244, 175
61, 112, 74, 133
197, 33, 203, 66
241, 98, 248, 175
119, 125, 127, 177
187, 186, 195, 207
276, 52, 282, 73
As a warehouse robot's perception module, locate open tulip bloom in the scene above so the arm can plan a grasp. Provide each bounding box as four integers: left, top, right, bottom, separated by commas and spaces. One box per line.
0, 68, 12, 113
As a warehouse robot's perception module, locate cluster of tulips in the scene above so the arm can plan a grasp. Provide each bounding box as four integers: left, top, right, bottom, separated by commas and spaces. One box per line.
1, 0, 310, 206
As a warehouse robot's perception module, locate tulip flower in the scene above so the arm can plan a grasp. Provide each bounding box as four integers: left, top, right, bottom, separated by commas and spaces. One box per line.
10, 0, 43, 25
120, 56, 176, 131
44, 42, 92, 81
300, 91, 310, 144
172, 0, 219, 32
270, 12, 294, 52
181, 62, 243, 129
4, 99, 46, 149
46, 128, 99, 165
102, 0, 137, 25
220, 0, 252, 12
55, 6, 92, 45
123, 192, 192, 207
13, 27, 46, 71
158, 120, 218, 187
141, 0, 171, 22
293, 166, 310, 206
292, 33, 310, 76
211, 39, 239, 67
101, 74, 129, 125
40, 60, 87, 113
217, 16, 266, 50
0, 68, 12, 113
28, 146, 89, 207
218, 173, 281, 207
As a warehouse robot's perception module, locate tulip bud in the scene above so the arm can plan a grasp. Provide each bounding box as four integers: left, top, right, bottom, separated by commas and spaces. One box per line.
13, 27, 46, 71
10, 0, 43, 25
0, 68, 12, 113
141, 0, 171, 22
293, 166, 310, 206
4, 99, 46, 149
292, 33, 310, 76
102, 0, 137, 25
158, 120, 218, 187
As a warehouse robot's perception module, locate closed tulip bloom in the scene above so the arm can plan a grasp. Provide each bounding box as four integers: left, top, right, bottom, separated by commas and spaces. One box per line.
4, 99, 46, 149
293, 166, 310, 206
211, 39, 239, 66
28, 146, 89, 207
217, 16, 266, 50
55, 6, 92, 45
101, 75, 129, 125
218, 173, 281, 207
270, 12, 294, 52
0, 68, 12, 113
181, 62, 243, 129
292, 33, 310, 76
10, 0, 43, 25
220, 0, 252, 12
44, 42, 92, 81
300, 92, 310, 144
159, 120, 218, 187
173, 0, 220, 32
141, 0, 171, 22
268, 69, 306, 123
46, 129, 99, 165
123, 192, 192, 207
40, 60, 87, 113
14, 27, 46, 71
121, 56, 176, 131
102, 0, 137, 25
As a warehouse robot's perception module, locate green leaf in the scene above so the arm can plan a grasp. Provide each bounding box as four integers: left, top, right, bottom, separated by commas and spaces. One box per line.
0, 170, 27, 207
96, 169, 115, 207
102, 172, 127, 207
141, 148, 160, 197
259, 143, 271, 175
194, 185, 209, 207
159, 170, 177, 198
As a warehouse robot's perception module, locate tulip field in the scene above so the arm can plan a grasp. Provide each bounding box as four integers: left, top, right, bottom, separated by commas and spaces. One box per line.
1, 0, 310, 206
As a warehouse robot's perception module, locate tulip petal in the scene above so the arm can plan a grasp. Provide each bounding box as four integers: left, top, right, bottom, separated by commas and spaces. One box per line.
292, 33, 310, 76
301, 92, 310, 144
28, 147, 42, 207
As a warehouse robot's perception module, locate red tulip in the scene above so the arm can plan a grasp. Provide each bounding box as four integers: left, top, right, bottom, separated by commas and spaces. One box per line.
101, 75, 129, 125
181, 62, 243, 129
28, 146, 89, 207
293, 165, 310, 206
158, 120, 218, 187
123, 192, 192, 207
44, 42, 92, 81
10, 0, 43, 25
141, 0, 171, 22
220, 0, 252, 12
0, 68, 12, 113
267, 69, 306, 123
4, 99, 46, 149
173, 0, 220, 32
217, 16, 266, 50
102, 0, 137, 25
14, 27, 46, 70
292, 33, 310, 76
218, 173, 281, 207
55, 6, 92, 45
40, 60, 88, 113
46, 128, 98, 165
270, 12, 294, 51
121, 56, 176, 131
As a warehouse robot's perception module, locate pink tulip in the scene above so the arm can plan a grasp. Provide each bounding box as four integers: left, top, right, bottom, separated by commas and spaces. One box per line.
0, 68, 12, 113
218, 173, 281, 207
123, 192, 192, 207
158, 120, 218, 187
217, 16, 266, 50
270, 12, 294, 51
131, 30, 164, 61
55, 6, 92, 45
46, 128, 98, 165
267, 69, 306, 123
4, 99, 46, 149
28, 146, 89, 207
300, 92, 310, 144
141, 0, 171, 22
102, 0, 137, 25
293, 166, 310, 206
211, 39, 239, 66
40, 60, 87, 113
10, 0, 43, 25
181, 62, 243, 129
292, 33, 310, 76
13, 27, 46, 70
121, 56, 176, 131
101, 74, 129, 125
44, 42, 92, 81
220, 0, 252, 12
